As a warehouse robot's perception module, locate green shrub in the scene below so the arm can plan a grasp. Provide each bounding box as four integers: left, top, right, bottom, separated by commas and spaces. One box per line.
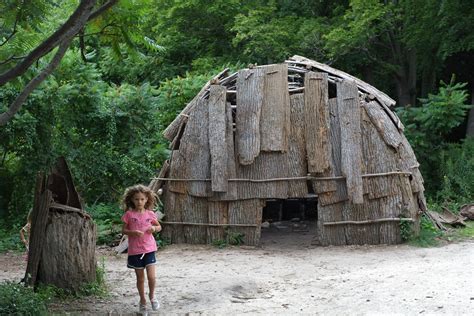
397, 77, 472, 197
408, 215, 442, 247
86, 203, 123, 246
437, 138, 474, 203
0, 282, 51, 315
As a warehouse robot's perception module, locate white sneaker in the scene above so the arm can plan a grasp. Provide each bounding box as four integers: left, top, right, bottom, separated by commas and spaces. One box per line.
139, 302, 147, 315
151, 298, 160, 311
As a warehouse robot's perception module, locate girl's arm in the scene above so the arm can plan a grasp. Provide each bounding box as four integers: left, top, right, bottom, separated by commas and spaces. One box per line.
20, 226, 28, 249
146, 220, 162, 233
122, 223, 144, 237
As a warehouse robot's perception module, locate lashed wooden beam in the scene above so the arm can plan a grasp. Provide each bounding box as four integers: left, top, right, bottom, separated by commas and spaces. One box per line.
208, 85, 228, 192
304, 72, 331, 174
236, 67, 264, 165
337, 79, 364, 204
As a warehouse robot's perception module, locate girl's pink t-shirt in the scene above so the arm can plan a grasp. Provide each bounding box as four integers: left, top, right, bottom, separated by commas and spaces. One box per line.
121, 210, 158, 256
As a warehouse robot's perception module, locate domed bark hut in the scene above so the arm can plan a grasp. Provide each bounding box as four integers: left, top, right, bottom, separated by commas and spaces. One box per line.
151, 55, 426, 246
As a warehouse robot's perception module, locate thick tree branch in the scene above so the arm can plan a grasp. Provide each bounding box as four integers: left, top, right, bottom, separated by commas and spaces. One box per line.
88, 0, 119, 21
0, 0, 119, 126
0, 0, 97, 86
0, 39, 72, 126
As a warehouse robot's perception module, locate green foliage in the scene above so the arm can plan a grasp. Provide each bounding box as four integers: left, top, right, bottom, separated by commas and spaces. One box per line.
407, 215, 441, 248
0, 223, 24, 252
77, 257, 108, 297
437, 139, 474, 203
212, 239, 228, 249
87, 203, 122, 245
226, 231, 245, 246
0, 282, 51, 315
399, 219, 413, 242
397, 78, 472, 197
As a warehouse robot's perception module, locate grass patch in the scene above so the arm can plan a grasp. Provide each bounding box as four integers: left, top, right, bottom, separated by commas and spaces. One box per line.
0, 281, 52, 315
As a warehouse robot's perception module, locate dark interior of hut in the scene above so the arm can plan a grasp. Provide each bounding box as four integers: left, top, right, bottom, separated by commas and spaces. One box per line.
260, 191, 319, 247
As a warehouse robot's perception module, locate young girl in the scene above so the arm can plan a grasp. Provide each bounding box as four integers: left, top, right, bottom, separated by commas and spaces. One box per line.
121, 184, 162, 313
20, 209, 32, 260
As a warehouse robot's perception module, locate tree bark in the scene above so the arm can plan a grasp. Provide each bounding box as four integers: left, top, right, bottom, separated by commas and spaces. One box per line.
467, 88, 474, 138
0, 0, 118, 126
395, 49, 417, 107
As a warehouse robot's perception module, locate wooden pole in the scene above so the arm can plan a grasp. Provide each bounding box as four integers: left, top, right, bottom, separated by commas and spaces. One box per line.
323, 218, 414, 226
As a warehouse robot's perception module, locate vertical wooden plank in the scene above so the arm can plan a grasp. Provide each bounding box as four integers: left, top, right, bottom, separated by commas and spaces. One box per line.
25, 174, 51, 286
207, 202, 228, 243
318, 202, 346, 246
288, 94, 309, 198
312, 98, 346, 204
208, 85, 228, 192
236, 68, 264, 165
182, 98, 212, 197
337, 80, 364, 204
168, 150, 187, 194
182, 195, 207, 244
304, 72, 331, 173
228, 199, 262, 246
211, 102, 238, 201
236, 152, 289, 200
260, 64, 290, 152
162, 190, 185, 243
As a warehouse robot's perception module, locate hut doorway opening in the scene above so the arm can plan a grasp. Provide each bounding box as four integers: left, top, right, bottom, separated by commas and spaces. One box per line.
260, 195, 318, 246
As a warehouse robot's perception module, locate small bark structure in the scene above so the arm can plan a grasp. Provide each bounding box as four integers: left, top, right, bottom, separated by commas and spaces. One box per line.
25, 157, 96, 291
152, 56, 426, 246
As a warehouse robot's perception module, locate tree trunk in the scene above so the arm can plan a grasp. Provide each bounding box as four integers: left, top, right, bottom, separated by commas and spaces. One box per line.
395, 49, 417, 107
38, 210, 96, 291
467, 88, 474, 138
25, 157, 96, 292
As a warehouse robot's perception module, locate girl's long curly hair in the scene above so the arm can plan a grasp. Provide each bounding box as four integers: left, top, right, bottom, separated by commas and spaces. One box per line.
121, 184, 158, 211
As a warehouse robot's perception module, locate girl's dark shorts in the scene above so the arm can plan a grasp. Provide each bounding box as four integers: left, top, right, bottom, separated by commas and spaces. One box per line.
127, 251, 156, 269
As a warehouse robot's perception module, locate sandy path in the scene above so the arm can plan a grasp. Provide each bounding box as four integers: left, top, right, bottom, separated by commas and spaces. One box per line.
1, 240, 473, 315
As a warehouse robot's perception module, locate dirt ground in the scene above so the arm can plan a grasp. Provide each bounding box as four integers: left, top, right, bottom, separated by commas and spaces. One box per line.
1, 230, 473, 315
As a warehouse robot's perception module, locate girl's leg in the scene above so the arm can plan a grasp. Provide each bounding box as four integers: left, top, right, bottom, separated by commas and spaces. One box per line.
145, 264, 156, 300
134, 269, 147, 304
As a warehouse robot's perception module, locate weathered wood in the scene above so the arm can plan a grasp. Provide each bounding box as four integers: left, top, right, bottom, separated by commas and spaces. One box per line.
396, 136, 425, 193
38, 210, 96, 291
163, 68, 229, 141
207, 202, 228, 242
182, 195, 207, 244
161, 190, 185, 243
324, 217, 414, 225
168, 150, 187, 194
50, 157, 83, 209
287, 94, 309, 198
169, 116, 188, 150
363, 101, 402, 149
304, 72, 331, 173
236, 67, 264, 165
287, 55, 403, 131
181, 98, 212, 197
313, 98, 346, 204
228, 199, 263, 246
318, 202, 346, 246
208, 85, 228, 192
337, 80, 364, 204
148, 159, 170, 193
236, 152, 289, 199
360, 106, 399, 200
25, 173, 50, 286
211, 102, 238, 201
260, 64, 290, 152
50, 202, 91, 219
